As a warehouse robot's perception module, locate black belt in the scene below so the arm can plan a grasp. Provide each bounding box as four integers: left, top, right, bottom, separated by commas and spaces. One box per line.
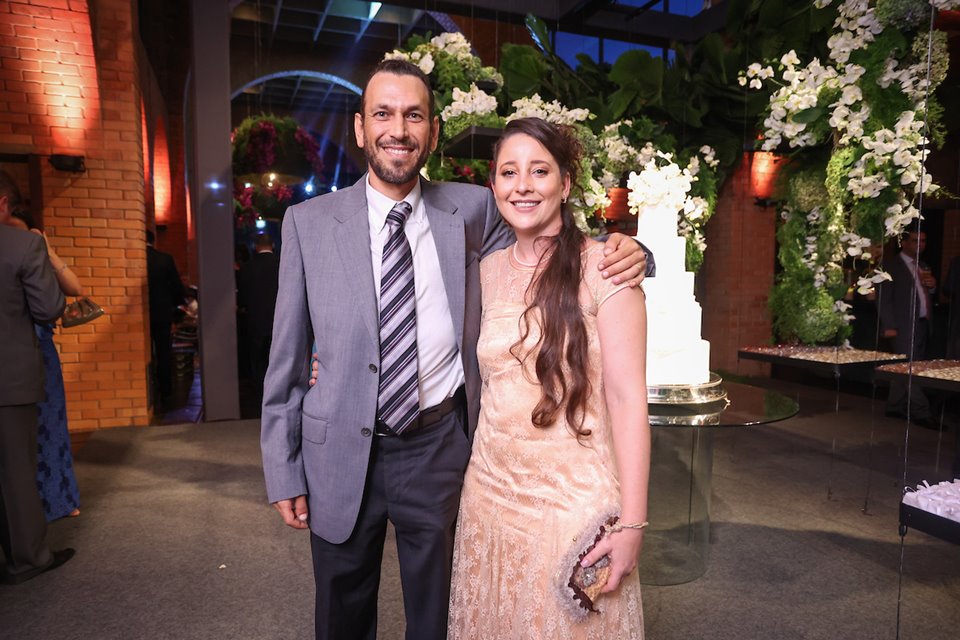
375, 385, 465, 437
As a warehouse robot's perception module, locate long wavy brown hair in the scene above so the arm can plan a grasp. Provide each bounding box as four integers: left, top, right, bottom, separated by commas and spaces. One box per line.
492, 117, 592, 440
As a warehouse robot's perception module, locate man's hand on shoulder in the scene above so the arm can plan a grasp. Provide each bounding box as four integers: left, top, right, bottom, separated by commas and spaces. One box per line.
274, 495, 309, 529
598, 233, 647, 287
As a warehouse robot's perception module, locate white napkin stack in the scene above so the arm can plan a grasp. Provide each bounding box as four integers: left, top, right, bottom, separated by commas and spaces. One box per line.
902, 480, 960, 524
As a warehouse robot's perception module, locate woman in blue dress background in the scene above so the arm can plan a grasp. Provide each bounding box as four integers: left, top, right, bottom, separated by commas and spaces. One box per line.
7, 209, 82, 520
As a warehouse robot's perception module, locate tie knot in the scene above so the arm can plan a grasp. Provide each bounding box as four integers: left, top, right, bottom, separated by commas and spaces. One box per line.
386, 201, 412, 229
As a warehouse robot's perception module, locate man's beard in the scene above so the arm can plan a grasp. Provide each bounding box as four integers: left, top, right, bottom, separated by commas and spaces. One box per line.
364, 136, 430, 186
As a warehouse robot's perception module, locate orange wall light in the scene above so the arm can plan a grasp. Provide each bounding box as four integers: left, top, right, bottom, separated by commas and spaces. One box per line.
750, 151, 782, 206
153, 116, 172, 225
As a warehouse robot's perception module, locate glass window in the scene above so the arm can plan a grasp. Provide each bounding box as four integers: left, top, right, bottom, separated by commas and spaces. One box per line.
602, 39, 666, 64
555, 32, 601, 69
617, 0, 704, 15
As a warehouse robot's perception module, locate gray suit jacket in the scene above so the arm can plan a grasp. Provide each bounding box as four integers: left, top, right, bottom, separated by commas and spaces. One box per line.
260, 176, 512, 543
0, 226, 66, 407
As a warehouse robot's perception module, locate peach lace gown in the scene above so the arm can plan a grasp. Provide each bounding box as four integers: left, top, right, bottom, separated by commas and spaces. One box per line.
448, 242, 645, 640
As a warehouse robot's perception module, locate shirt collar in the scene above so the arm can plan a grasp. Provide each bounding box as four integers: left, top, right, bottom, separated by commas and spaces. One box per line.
365, 176, 423, 234
900, 251, 917, 266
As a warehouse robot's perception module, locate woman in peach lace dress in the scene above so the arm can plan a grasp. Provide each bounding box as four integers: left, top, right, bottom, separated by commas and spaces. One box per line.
448, 118, 651, 639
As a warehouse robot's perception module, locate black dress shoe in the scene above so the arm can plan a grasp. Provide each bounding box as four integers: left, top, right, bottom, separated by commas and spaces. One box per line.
912, 417, 940, 430
1, 548, 75, 585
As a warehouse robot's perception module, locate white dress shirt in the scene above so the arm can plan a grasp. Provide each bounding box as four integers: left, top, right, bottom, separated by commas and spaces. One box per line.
365, 178, 465, 409
899, 252, 930, 319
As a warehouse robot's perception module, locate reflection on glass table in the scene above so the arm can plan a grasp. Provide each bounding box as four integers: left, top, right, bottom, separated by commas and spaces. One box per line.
640, 382, 799, 586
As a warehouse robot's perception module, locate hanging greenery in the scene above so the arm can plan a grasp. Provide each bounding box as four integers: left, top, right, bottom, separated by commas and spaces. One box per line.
744, 0, 959, 344
385, 21, 726, 262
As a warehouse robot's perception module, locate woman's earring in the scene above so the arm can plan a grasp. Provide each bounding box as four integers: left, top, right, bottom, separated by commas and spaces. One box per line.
562, 195, 568, 204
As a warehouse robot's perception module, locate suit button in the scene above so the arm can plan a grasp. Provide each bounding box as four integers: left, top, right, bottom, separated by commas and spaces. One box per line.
361, 427, 372, 437
369, 364, 378, 373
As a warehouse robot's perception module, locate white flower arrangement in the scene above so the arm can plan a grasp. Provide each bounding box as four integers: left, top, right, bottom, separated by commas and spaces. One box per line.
507, 94, 592, 125
626, 151, 694, 216
569, 175, 611, 234
856, 268, 892, 295
597, 121, 655, 188
430, 32, 473, 60
384, 49, 435, 76
624, 146, 719, 267
384, 31, 504, 99
741, 52, 839, 150
746, 0, 950, 338
440, 84, 498, 122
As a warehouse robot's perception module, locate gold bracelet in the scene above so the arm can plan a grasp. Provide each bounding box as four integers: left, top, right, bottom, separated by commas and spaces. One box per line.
608, 520, 649, 533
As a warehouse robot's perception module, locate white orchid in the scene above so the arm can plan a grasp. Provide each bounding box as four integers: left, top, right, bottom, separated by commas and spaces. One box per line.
856, 268, 893, 295
440, 84, 497, 122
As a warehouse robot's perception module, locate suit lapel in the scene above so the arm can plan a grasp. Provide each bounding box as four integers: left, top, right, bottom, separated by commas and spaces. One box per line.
332, 178, 379, 344
422, 180, 466, 350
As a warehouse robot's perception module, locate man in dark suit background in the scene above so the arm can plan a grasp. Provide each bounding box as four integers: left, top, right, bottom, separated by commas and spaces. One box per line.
238, 232, 280, 403
879, 223, 936, 424
146, 229, 185, 410
0, 170, 74, 584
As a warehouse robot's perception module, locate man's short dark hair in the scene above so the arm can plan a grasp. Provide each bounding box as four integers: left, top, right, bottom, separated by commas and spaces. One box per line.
253, 233, 273, 250
11, 207, 38, 230
0, 169, 24, 208
904, 219, 924, 236
146, 229, 156, 245
359, 58, 435, 118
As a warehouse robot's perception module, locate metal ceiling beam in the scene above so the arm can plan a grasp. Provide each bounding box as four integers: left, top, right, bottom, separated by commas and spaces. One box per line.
268, 0, 284, 51
354, 3, 378, 43
311, 2, 332, 48
288, 75, 303, 107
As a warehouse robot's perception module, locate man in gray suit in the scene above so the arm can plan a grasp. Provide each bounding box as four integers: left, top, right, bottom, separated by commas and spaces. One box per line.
0, 170, 74, 584
260, 60, 645, 640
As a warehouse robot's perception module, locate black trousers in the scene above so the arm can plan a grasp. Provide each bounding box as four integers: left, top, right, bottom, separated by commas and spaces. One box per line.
151, 323, 174, 401
0, 403, 52, 578
887, 318, 932, 419
310, 407, 471, 640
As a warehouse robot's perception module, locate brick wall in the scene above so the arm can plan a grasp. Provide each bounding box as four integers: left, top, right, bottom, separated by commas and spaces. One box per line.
448, 15, 534, 69
0, 0, 151, 430
700, 153, 777, 377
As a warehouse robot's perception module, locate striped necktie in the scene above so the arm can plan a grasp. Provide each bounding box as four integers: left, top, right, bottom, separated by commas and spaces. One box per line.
377, 200, 420, 434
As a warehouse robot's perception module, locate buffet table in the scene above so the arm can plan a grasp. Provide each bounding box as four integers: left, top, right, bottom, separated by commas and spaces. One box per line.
738, 345, 906, 378
640, 381, 798, 586
874, 360, 960, 545
874, 359, 960, 394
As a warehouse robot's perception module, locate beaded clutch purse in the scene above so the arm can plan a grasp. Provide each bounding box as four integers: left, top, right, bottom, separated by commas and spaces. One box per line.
555, 510, 619, 621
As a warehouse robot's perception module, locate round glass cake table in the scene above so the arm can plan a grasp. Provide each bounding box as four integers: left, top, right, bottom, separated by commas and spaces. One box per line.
639, 380, 799, 586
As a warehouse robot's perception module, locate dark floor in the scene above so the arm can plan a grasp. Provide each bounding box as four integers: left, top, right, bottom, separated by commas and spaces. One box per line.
4, 376, 959, 640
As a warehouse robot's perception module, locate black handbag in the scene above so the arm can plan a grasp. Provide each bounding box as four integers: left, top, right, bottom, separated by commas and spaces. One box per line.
61, 297, 105, 328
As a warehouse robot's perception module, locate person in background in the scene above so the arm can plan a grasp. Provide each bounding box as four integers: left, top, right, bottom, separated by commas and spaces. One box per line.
0, 169, 74, 584
235, 242, 252, 382
146, 229, 185, 411
238, 232, 280, 405
942, 254, 960, 360
6, 209, 82, 520
878, 223, 936, 426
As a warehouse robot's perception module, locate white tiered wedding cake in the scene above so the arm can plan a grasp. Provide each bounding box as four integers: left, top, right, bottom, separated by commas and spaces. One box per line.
635, 204, 711, 386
